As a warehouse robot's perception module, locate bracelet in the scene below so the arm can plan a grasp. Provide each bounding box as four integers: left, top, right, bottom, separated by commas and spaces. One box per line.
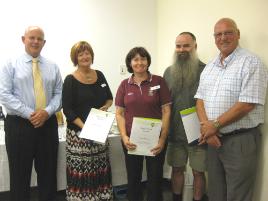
213, 119, 221, 129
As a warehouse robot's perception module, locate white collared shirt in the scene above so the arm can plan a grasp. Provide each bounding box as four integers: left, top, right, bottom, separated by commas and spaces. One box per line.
195, 47, 268, 133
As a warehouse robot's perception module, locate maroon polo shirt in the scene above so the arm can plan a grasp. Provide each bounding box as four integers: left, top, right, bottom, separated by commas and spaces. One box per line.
115, 73, 172, 136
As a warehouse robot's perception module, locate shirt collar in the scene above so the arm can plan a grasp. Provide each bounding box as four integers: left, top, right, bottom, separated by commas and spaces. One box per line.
23, 53, 42, 63
128, 72, 152, 84
214, 47, 240, 68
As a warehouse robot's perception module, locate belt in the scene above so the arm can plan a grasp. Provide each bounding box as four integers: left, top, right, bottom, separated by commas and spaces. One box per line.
219, 126, 258, 137
6, 114, 29, 122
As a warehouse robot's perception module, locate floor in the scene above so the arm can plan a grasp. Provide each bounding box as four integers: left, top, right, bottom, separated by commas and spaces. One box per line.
0, 180, 173, 201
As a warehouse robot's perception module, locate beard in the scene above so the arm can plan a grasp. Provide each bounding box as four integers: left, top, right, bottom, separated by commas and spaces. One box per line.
170, 50, 200, 94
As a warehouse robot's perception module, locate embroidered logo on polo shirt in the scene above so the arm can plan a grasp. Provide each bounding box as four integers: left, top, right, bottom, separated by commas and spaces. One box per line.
148, 85, 160, 96
148, 90, 154, 96
101, 83, 107, 87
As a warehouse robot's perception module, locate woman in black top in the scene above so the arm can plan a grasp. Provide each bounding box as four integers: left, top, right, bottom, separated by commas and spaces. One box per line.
62, 41, 113, 201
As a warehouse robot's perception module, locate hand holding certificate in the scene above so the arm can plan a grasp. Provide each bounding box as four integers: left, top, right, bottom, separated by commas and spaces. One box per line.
180, 107, 200, 145
128, 117, 162, 156
79, 108, 115, 144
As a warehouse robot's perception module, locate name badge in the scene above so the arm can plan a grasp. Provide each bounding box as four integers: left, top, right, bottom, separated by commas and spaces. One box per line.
150, 85, 160, 91
101, 83, 107, 87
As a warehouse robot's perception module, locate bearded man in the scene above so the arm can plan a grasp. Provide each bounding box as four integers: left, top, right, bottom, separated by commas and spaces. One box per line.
163, 32, 207, 201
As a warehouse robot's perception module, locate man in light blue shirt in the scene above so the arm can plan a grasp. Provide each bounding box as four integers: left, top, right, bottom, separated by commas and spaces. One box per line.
0, 26, 62, 201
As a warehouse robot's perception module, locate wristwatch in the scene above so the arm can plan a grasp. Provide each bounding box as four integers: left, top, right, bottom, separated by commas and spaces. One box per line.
213, 119, 221, 129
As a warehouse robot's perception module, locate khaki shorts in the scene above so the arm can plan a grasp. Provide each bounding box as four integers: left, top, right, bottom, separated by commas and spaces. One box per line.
167, 142, 207, 172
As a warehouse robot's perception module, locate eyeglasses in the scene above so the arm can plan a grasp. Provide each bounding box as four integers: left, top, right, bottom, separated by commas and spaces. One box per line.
214, 31, 235, 39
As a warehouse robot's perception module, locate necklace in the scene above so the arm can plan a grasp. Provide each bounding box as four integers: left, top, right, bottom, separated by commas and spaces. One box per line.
78, 69, 93, 81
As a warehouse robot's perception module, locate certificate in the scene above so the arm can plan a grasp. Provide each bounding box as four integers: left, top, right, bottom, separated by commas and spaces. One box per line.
79, 108, 115, 144
128, 117, 162, 156
180, 107, 200, 145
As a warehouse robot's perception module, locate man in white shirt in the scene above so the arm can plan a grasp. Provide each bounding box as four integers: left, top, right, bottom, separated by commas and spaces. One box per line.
195, 18, 268, 201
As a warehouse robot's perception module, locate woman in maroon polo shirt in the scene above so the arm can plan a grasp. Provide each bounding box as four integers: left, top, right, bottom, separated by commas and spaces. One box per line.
115, 47, 172, 201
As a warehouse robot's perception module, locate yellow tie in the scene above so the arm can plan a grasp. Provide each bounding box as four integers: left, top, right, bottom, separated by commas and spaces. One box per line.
32, 58, 46, 109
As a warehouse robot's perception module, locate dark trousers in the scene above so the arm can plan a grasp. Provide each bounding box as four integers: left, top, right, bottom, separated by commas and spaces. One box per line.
122, 145, 166, 201
4, 115, 59, 201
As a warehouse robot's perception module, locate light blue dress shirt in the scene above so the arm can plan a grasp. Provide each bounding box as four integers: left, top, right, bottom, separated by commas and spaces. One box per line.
0, 53, 63, 119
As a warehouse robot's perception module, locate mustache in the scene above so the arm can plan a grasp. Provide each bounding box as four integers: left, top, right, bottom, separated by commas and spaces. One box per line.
173, 50, 197, 63
176, 51, 190, 61
177, 51, 189, 56
177, 51, 189, 55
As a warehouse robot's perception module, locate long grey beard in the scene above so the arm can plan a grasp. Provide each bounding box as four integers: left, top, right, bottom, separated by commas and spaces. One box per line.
170, 52, 199, 95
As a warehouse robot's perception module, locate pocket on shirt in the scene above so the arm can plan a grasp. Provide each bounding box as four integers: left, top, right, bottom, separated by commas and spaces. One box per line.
221, 77, 242, 96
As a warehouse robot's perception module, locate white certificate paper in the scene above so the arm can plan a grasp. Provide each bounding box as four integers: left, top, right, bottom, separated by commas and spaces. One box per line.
79, 108, 115, 144
128, 117, 162, 156
180, 107, 200, 145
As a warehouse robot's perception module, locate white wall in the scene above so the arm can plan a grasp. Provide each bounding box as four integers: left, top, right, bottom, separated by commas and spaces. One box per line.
156, 0, 268, 72
0, 0, 157, 111
156, 0, 268, 200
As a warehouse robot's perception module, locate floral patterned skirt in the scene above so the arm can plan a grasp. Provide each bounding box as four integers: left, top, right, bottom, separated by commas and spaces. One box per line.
66, 128, 113, 201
